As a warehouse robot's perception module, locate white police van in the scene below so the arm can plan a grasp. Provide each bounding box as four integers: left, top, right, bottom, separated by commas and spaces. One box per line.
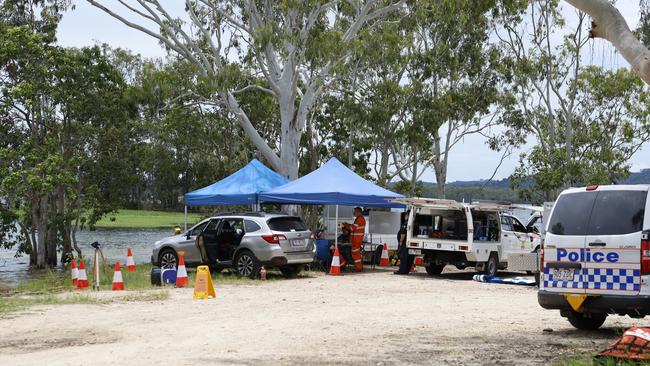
538, 185, 650, 330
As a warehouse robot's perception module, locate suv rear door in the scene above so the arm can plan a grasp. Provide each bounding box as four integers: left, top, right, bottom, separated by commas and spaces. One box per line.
544, 187, 647, 295
267, 216, 311, 253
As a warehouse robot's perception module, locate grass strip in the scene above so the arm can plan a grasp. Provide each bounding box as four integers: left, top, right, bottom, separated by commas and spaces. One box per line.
94, 209, 203, 229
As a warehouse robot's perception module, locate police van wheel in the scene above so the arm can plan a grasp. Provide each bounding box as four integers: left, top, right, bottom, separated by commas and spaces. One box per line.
483, 254, 498, 276
425, 263, 445, 276
566, 311, 607, 330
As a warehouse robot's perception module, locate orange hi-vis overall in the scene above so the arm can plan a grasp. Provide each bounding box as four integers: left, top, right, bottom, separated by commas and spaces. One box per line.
345, 215, 366, 272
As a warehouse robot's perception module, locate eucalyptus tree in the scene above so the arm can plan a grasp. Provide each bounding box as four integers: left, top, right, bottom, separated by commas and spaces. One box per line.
565, 0, 650, 85
406, 0, 519, 198
0, 23, 136, 267
87, 0, 405, 180
125, 55, 260, 209
497, 0, 650, 202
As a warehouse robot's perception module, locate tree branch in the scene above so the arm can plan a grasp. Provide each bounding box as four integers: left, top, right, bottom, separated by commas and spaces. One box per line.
565, 0, 650, 85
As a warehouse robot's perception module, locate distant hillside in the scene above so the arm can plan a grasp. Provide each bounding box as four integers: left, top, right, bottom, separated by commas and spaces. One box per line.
446, 177, 511, 189
442, 169, 650, 189
618, 169, 650, 184
413, 169, 650, 203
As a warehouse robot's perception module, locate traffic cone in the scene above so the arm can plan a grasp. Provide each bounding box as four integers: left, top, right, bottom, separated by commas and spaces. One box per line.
176, 251, 188, 287
126, 247, 136, 272
76, 259, 88, 289
70, 258, 78, 286
329, 247, 342, 276
379, 243, 390, 266
112, 260, 124, 291
410, 256, 423, 273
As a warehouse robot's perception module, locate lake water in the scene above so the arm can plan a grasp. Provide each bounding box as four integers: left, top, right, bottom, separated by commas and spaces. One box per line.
0, 228, 173, 287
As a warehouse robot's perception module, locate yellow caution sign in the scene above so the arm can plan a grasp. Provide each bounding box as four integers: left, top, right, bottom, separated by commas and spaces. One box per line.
193, 265, 216, 299
564, 294, 588, 312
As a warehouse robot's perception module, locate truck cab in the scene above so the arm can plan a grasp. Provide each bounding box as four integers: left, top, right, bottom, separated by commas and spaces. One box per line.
397, 198, 540, 276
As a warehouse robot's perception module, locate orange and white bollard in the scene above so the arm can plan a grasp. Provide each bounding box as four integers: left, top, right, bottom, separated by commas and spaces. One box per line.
175, 251, 188, 287
379, 243, 390, 266
70, 258, 78, 286
329, 247, 342, 276
76, 259, 89, 289
112, 260, 124, 291
126, 247, 136, 272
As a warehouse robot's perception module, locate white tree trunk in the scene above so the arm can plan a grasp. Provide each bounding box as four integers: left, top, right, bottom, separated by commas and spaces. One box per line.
565, 0, 650, 85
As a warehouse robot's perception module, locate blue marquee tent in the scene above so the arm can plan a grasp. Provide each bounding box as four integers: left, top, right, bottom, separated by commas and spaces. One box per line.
259, 157, 404, 208
184, 159, 289, 207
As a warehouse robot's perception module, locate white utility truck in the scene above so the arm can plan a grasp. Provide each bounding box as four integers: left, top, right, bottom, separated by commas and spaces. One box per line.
395, 198, 542, 276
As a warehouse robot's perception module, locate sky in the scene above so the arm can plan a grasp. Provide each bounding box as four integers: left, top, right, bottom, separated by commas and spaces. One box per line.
56, 1, 648, 183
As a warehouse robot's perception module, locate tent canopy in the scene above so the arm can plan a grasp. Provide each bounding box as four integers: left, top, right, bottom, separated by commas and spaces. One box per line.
185, 159, 289, 206
259, 158, 405, 207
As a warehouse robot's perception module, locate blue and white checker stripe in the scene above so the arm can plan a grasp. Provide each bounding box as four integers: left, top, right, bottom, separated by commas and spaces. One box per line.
543, 267, 641, 291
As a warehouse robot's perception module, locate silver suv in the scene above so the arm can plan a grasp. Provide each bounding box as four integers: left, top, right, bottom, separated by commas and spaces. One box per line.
151, 212, 315, 278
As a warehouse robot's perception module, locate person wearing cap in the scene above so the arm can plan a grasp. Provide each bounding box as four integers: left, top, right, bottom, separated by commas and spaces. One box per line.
343, 207, 366, 272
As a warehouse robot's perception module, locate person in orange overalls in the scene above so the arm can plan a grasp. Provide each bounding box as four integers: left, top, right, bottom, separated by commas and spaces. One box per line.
344, 207, 366, 272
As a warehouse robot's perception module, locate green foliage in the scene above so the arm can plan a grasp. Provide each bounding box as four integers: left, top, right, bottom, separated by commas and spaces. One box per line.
511, 67, 650, 202
0, 19, 138, 265
496, 1, 650, 202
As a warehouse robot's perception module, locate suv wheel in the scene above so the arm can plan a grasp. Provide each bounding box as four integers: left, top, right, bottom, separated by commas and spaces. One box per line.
566, 311, 607, 330
483, 253, 498, 276
280, 264, 302, 278
159, 248, 178, 268
425, 263, 445, 276
234, 250, 261, 278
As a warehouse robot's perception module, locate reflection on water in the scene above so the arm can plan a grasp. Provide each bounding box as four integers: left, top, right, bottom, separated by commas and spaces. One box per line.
0, 228, 173, 286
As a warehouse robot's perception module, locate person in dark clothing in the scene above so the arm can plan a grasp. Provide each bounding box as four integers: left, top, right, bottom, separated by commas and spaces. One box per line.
394, 211, 414, 275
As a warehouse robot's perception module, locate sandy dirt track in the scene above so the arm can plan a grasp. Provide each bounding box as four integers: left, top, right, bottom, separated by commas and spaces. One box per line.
1, 268, 648, 366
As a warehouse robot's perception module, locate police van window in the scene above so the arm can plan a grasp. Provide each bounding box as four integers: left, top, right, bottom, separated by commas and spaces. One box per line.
244, 220, 261, 233
549, 192, 596, 235
586, 190, 646, 236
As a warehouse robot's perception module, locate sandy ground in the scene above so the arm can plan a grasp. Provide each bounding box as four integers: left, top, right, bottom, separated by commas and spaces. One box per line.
1, 268, 648, 366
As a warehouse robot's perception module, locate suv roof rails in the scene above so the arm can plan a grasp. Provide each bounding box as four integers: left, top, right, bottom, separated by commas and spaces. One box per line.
241, 212, 266, 217
213, 211, 237, 217
212, 211, 267, 217
263, 211, 289, 216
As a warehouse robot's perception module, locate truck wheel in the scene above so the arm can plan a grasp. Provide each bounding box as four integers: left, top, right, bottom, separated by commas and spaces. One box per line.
483, 254, 498, 276
566, 311, 607, 330
534, 272, 540, 286
425, 263, 445, 276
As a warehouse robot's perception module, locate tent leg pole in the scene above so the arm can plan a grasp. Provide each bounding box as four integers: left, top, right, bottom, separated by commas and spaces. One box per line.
184, 206, 187, 231
335, 205, 338, 249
